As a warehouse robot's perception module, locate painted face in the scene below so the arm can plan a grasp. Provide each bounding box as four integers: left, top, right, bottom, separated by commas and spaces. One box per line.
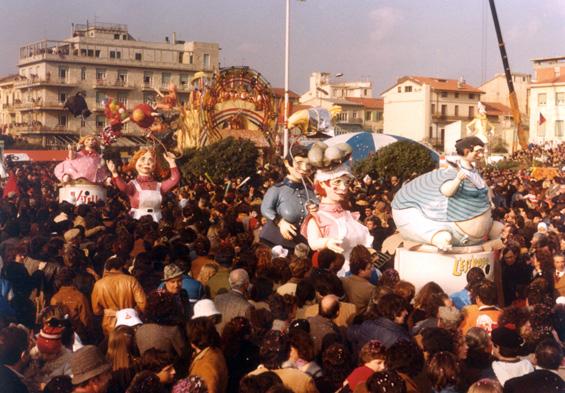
83, 136, 97, 150
286, 156, 311, 181
322, 175, 352, 203
135, 151, 156, 176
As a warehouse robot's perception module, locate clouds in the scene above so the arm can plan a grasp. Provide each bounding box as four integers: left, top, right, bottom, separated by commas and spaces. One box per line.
369, 6, 403, 42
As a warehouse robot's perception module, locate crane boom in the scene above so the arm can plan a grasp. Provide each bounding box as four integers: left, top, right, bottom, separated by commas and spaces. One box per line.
488, 0, 528, 151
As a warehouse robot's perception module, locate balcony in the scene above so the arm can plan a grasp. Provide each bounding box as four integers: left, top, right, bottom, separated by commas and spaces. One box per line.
431, 113, 472, 122
15, 75, 78, 89
14, 101, 66, 112
8, 123, 77, 134
93, 79, 134, 90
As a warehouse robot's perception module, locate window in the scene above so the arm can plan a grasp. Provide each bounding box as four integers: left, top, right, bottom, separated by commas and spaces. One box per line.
95, 50, 100, 58
80, 119, 86, 127
58, 67, 68, 81
180, 74, 189, 89
96, 92, 105, 105
114, 33, 120, 40
96, 68, 106, 81
454, 93, 459, 98
441, 91, 448, 98
58, 114, 67, 127
87, 49, 94, 57
468, 106, 474, 118
397, 86, 401, 93
431, 104, 435, 115
365, 111, 372, 121
538, 93, 547, 105
376, 111, 383, 121
556, 120, 564, 137
364, 89, 368, 96
117, 70, 128, 85
117, 92, 128, 106
454, 105, 459, 116
178, 52, 184, 64
110, 50, 121, 59
404, 86, 412, 93
469, 94, 475, 100
352, 111, 358, 119
203, 53, 210, 68
135, 52, 142, 61
337, 112, 348, 122
441, 105, 447, 116
80, 67, 86, 80
556, 92, 565, 105
96, 115, 105, 128
122, 34, 127, 40
537, 122, 545, 137
429, 126, 433, 139
189, 52, 194, 64
59, 91, 66, 104
143, 72, 153, 86
161, 72, 171, 88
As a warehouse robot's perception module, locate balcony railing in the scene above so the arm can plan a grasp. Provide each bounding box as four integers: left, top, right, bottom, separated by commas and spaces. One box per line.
93, 79, 133, 89
15, 75, 77, 88
12, 101, 66, 111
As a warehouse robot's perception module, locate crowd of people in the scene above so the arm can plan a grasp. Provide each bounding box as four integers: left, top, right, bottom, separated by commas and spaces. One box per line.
0, 142, 563, 393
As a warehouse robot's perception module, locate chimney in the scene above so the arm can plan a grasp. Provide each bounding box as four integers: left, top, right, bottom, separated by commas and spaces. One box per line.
457, 76, 465, 88
172, 32, 177, 44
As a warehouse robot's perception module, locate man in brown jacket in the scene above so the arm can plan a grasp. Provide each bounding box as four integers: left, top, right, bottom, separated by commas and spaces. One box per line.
91, 256, 146, 336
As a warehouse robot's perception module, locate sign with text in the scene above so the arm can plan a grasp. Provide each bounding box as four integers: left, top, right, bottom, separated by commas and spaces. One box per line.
59, 184, 106, 206
395, 248, 496, 294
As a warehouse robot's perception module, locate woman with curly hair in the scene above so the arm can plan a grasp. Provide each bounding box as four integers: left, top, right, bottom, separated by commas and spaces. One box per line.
135, 290, 187, 361
314, 343, 352, 393
107, 148, 179, 222
427, 351, 462, 393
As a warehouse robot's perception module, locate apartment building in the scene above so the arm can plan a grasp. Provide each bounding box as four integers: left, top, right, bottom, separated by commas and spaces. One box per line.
528, 56, 565, 144
0, 22, 219, 146
479, 72, 531, 116
382, 76, 484, 150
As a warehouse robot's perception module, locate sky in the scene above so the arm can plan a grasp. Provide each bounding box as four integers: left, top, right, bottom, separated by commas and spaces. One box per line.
0, 0, 563, 95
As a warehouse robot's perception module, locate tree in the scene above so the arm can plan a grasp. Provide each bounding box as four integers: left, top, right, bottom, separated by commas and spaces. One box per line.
181, 137, 260, 182
353, 141, 437, 182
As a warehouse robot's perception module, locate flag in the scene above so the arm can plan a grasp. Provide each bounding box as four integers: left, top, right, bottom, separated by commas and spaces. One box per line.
538, 113, 546, 126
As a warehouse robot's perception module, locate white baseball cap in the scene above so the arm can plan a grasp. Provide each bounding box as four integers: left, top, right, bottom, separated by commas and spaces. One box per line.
115, 308, 143, 327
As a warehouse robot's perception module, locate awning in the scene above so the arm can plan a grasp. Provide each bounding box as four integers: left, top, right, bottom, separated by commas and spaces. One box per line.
4, 149, 68, 161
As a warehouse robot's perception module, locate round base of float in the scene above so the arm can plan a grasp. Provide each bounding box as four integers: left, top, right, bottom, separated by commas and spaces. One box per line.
59, 183, 106, 205
394, 247, 497, 294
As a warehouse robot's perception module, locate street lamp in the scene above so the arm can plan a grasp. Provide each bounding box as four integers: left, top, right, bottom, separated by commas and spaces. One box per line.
282, 0, 305, 158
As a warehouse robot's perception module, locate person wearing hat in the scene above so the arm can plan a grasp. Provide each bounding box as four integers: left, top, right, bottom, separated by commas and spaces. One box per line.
24, 324, 72, 392
301, 142, 373, 276
192, 299, 222, 324
158, 263, 193, 320
260, 144, 317, 250
392, 136, 503, 251
70, 345, 112, 392
490, 325, 533, 386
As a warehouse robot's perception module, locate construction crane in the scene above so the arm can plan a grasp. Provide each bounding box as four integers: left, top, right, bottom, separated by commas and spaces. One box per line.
488, 0, 528, 152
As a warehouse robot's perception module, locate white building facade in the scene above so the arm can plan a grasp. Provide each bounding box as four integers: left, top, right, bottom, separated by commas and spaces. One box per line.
528, 56, 565, 144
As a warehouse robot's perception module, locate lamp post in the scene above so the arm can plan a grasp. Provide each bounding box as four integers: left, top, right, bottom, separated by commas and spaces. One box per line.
283, 0, 290, 158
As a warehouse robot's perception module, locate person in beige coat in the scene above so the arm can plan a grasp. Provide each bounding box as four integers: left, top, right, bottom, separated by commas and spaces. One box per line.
187, 317, 228, 393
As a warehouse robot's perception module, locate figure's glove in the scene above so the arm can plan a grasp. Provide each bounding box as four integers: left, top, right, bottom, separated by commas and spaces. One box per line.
325, 238, 344, 254
278, 219, 297, 240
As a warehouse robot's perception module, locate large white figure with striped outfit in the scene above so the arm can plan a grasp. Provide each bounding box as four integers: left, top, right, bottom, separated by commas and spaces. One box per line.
392, 137, 503, 252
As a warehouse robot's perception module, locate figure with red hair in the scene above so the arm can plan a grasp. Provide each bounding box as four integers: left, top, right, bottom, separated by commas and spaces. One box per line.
301, 142, 373, 276
107, 148, 179, 222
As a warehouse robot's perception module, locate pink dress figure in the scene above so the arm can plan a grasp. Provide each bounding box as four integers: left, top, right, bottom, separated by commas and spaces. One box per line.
301, 143, 373, 277
54, 135, 109, 184
107, 149, 179, 222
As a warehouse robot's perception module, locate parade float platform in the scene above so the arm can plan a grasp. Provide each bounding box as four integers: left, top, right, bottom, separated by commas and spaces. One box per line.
394, 247, 497, 294
59, 181, 106, 205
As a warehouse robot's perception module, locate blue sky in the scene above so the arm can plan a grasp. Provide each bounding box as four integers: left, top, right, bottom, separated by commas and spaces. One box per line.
0, 0, 563, 95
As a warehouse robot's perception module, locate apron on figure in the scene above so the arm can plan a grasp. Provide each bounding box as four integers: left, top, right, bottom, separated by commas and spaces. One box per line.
130, 180, 162, 222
